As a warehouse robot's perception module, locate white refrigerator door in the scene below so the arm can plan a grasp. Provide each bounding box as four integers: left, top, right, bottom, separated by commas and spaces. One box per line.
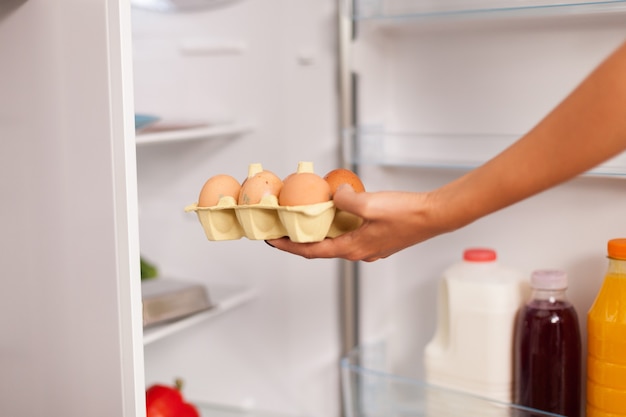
0, 1, 144, 416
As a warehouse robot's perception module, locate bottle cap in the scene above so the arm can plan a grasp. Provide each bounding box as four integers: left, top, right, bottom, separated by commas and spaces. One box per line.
463, 248, 496, 262
530, 269, 567, 290
608, 239, 626, 260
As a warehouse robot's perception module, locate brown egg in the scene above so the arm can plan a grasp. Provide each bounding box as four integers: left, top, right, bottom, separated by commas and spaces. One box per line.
198, 174, 241, 207
324, 168, 365, 196
279, 172, 331, 206
238, 170, 283, 205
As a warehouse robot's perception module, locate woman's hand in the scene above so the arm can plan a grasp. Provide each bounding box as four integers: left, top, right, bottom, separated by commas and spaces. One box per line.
266, 184, 454, 262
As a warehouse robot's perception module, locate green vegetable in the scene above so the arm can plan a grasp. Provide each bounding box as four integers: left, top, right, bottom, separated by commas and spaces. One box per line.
141, 256, 159, 280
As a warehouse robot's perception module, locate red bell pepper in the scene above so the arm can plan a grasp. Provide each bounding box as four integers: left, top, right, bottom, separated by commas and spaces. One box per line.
146, 379, 200, 417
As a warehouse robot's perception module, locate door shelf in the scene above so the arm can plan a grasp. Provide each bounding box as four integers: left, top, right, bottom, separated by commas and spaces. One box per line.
341, 344, 563, 417
143, 284, 256, 345
348, 0, 626, 21
344, 127, 626, 177
136, 121, 253, 146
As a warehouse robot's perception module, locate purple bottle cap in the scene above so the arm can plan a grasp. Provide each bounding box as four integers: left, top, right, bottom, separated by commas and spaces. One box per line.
530, 269, 568, 290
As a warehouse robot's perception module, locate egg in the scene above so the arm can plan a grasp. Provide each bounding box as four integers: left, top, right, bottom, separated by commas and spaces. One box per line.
324, 168, 365, 196
238, 170, 283, 205
279, 172, 331, 206
198, 174, 241, 207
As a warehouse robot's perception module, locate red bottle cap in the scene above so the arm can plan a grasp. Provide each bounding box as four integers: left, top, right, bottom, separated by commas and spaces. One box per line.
608, 238, 626, 260
463, 248, 497, 262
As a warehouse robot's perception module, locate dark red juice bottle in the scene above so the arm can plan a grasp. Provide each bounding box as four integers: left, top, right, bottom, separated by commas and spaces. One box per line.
513, 269, 581, 417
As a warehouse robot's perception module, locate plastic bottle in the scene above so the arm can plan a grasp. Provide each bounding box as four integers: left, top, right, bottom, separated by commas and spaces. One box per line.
513, 269, 581, 417
587, 238, 626, 417
424, 248, 527, 403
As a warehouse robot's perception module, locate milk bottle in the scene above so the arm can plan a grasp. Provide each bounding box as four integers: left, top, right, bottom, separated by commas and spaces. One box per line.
424, 248, 527, 403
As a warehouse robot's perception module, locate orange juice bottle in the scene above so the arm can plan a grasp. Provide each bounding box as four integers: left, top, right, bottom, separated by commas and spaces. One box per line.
587, 238, 626, 417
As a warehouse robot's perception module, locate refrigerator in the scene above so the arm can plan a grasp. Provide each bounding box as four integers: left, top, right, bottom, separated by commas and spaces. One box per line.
2, 0, 626, 416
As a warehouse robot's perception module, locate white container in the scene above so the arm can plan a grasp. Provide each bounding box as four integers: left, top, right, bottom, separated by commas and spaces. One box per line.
424, 248, 528, 403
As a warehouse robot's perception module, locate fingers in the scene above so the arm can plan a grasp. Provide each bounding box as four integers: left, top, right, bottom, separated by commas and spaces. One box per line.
266, 236, 345, 259
264, 185, 374, 260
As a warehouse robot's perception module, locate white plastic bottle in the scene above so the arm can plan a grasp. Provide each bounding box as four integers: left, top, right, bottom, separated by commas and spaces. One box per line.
424, 248, 528, 403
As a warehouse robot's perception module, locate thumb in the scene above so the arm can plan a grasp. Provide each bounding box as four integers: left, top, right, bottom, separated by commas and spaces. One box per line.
332, 184, 365, 216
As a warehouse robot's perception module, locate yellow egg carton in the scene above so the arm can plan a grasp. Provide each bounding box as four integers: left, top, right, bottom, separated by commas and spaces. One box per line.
184, 162, 363, 243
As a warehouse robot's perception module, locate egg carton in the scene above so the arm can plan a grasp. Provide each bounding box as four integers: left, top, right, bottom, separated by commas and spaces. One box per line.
185, 196, 362, 243
186, 161, 364, 243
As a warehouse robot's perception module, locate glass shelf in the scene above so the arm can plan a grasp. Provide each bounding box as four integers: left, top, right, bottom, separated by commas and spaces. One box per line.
197, 402, 299, 417
131, 0, 243, 13
341, 344, 564, 417
143, 284, 256, 345
347, 0, 626, 21
344, 127, 626, 177
136, 121, 253, 146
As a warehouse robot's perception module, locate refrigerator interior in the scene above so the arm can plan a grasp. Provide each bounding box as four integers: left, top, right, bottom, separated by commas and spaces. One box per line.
131, 0, 626, 416
132, 1, 344, 416
348, 2, 626, 413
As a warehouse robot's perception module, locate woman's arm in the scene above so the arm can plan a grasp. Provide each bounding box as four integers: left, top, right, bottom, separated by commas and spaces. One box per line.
441, 40, 626, 229
267, 41, 626, 261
